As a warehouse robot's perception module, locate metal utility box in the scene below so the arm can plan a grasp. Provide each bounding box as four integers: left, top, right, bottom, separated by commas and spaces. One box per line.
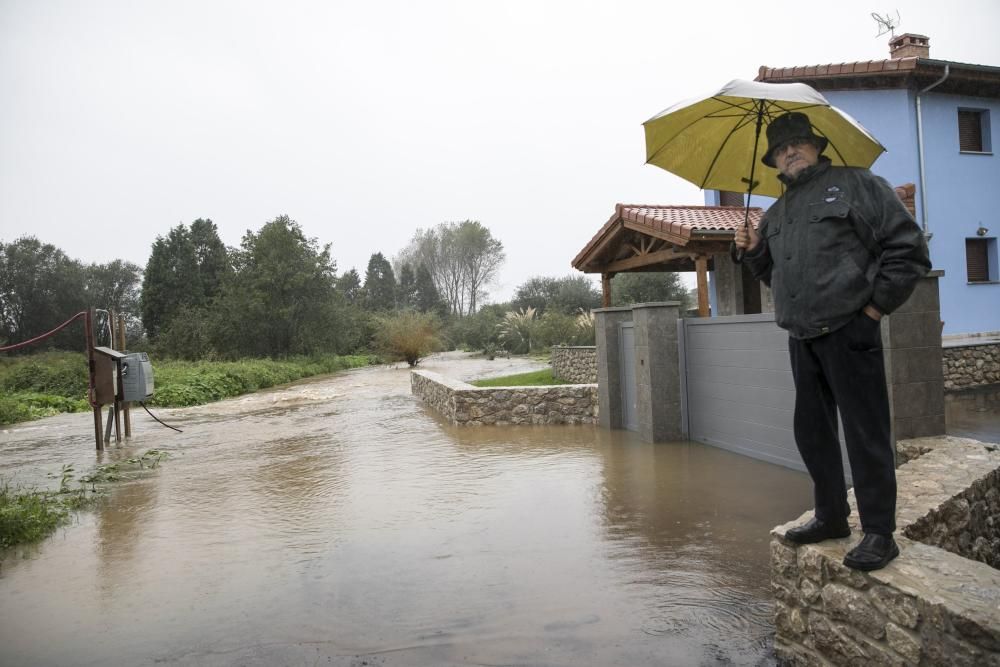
121, 352, 155, 402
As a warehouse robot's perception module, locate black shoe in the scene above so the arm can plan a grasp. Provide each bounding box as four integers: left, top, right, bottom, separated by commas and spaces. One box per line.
785, 517, 851, 544
843, 534, 899, 571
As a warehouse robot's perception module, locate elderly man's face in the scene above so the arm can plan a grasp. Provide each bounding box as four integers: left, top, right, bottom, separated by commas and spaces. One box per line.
773, 139, 821, 179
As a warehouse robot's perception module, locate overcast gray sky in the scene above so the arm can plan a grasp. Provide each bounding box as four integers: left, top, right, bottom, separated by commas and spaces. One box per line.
3, 0, 999, 301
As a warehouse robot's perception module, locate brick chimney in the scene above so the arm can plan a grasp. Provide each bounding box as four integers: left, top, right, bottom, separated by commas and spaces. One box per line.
889, 33, 930, 59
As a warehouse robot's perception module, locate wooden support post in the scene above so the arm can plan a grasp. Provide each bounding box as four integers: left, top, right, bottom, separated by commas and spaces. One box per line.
111, 310, 122, 444
695, 255, 710, 318
117, 315, 131, 437
601, 273, 612, 308
85, 308, 104, 451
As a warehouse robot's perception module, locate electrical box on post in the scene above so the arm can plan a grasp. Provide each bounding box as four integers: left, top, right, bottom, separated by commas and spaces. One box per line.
121, 352, 155, 402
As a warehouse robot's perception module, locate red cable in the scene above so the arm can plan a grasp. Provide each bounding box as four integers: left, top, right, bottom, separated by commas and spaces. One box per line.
0, 311, 88, 352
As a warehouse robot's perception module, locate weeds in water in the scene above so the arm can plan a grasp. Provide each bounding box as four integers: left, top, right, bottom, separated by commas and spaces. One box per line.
2, 449, 173, 551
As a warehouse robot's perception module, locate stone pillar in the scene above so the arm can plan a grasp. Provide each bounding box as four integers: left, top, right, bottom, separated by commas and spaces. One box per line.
593, 306, 633, 430
712, 252, 744, 316
632, 302, 682, 442
883, 270, 946, 440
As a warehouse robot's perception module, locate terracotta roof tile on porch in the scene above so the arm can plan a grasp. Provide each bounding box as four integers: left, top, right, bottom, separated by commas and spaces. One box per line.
572, 203, 763, 274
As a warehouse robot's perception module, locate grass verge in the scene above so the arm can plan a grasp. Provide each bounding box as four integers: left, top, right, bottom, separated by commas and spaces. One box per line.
470, 368, 571, 387
0, 351, 379, 424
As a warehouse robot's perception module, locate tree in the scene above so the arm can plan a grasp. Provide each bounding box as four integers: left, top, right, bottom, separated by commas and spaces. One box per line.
414, 264, 447, 316
188, 218, 229, 300
212, 215, 346, 357
0, 237, 88, 350
363, 252, 396, 311
396, 221, 505, 316
513, 275, 601, 315
611, 272, 691, 311
456, 220, 504, 314
85, 259, 143, 340
140, 224, 199, 338
140, 220, 229, 339
337, 268, 362, 305
396, 263, 417, 310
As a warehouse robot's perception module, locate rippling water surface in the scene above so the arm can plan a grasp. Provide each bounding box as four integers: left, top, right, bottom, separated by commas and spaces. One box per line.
0, 352, 822, 666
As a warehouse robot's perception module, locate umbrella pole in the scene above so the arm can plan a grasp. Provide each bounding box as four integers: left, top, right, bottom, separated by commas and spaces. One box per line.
731, 101, 765, 264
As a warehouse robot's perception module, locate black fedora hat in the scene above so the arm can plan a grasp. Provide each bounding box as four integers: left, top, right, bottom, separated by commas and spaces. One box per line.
762, 112, 829, 168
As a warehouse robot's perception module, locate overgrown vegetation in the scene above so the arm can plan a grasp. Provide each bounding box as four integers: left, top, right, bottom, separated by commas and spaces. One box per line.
471, 368, 570, 387
373, 312, 441, 367
0, 449, 170, 550
0, 351, 377, 423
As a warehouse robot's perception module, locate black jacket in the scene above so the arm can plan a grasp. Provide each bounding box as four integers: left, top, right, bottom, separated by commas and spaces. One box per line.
744, 158, 931, 339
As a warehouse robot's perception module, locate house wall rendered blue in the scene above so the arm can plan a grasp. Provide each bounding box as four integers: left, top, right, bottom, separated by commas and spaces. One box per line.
706, 85, 1000, 334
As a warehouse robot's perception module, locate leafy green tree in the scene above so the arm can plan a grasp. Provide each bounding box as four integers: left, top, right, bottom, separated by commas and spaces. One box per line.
85, 259, 143, 343
140, 225, 199, 338
363, 252, 396, 311
0, 237, 88, 350
189, 218, 229, 300
414, 265, 447, 316
140, 220, 228, 339
337, 268, 362, 305
513, 275, 601, 315
397, 263, 417, 310
611, 272, 691, 311
373, 311, 440, 366
211, 215, 347, 357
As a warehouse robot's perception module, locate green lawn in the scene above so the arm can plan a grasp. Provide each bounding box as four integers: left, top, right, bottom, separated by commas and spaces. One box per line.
470, 368, 571, 387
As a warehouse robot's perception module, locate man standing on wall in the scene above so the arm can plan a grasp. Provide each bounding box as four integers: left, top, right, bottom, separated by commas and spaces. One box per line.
735, 112, 930, 571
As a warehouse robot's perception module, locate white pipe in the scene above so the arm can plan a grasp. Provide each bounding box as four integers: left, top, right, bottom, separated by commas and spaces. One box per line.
916, 64, 950, 240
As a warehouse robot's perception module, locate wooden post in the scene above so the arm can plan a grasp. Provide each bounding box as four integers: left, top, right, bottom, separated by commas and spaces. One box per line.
695, 255, 710, 318
601, 273, 612, 308
117, 315, 131, 437
110, 311, 122, 444
85, 308, 104, 451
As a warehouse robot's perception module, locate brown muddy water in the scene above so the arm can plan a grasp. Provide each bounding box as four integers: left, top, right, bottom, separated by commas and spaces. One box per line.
7, 355, 993, 666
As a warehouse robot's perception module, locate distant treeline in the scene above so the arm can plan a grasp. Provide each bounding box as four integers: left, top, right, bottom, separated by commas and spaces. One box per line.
1, 215, 690, 360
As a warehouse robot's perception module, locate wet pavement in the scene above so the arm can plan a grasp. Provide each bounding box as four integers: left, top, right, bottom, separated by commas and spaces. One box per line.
0, 353, 996, 666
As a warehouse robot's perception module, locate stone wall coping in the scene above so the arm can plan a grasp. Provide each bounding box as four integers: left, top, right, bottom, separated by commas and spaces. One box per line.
411, 369, 475, 391
942, 331, 1000, 349
411, 369, 597, 392
592, 306, 634, 314
630, 301, 681, 310
550, 345, 597, 350
772, 436, 1000, 643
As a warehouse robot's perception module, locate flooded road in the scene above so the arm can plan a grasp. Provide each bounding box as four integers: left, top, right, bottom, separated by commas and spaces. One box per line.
8, 355, 991, 666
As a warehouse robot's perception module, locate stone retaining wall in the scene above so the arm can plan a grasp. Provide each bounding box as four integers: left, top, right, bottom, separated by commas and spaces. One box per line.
772, 436, 1000, 666
943, 342, 1000, 390
551, 346, 597, 384
410, 370, 598, 426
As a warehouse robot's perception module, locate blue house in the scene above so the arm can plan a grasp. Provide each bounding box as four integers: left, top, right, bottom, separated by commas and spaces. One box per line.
707, 34, 1000, 335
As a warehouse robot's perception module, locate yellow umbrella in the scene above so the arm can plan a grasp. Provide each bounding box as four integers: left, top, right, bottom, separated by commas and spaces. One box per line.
643, 79, 885, 200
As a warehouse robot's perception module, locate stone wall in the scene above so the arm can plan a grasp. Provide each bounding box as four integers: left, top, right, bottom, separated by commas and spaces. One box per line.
943, 341, 1000, 390
410, 370, 598, 426
772, 436, 1000, 666
550, 346, 597, 384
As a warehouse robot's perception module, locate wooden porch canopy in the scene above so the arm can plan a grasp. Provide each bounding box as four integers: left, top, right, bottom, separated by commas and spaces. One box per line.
571, 203, 764, 316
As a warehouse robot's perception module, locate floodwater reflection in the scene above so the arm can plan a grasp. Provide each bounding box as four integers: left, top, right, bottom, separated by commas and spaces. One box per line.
0, 353, 829, 665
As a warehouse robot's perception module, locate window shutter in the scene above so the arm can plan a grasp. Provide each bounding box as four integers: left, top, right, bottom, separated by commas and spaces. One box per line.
966, 239, 989, 282
958, 110, 983, 152
719, 191, 744, 207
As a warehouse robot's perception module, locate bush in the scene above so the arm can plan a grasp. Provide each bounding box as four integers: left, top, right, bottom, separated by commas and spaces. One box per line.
498, 307, 536, 354
0, 351, 89, 397
373, 312, 441, 367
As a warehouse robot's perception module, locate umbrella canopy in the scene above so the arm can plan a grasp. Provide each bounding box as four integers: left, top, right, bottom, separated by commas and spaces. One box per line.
643, 79, 885, 199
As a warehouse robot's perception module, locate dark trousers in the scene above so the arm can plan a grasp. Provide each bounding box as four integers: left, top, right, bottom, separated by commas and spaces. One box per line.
788, 313, 896, 535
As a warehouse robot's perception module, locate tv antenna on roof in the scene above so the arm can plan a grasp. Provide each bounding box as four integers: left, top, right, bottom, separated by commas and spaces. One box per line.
871, 10, 901, 38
